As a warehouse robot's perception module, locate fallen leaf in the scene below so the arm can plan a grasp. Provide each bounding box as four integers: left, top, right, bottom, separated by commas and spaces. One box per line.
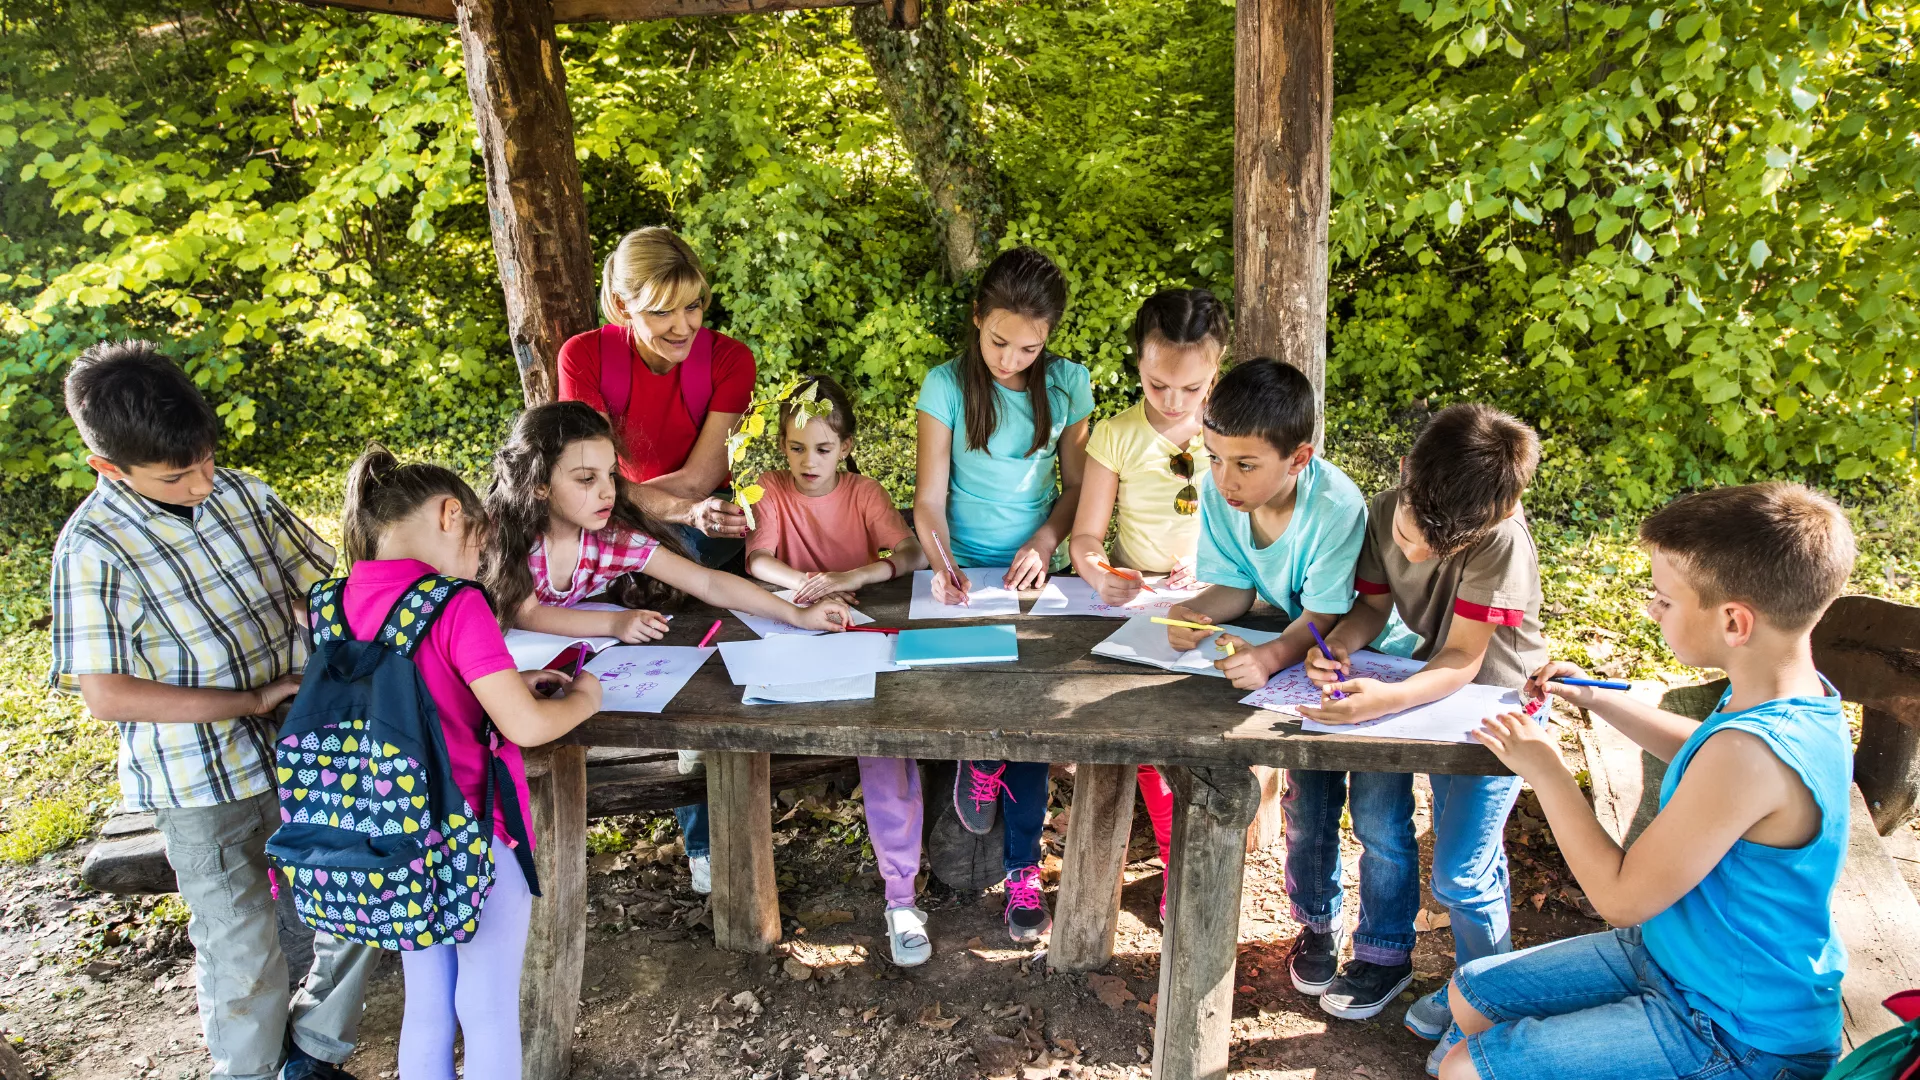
918, 1002, 959, 1031
1414, 907, 1452, 931
1087, 973, 1136, 1010
974, 1033, 1028, 1079
1530, 892, 1547, 911
784, 957, 815, 981
805, 1044, 829, 1065
1052, 1037, 1080, 1058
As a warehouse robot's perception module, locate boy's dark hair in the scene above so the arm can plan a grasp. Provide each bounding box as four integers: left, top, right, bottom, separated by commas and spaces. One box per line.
962, 246, 1069, 457
1202, 358, 1315, 454
1130, 288, 1231, 358
1402, 403, 1540, 558
779, 373, 863, 474
1638, 482, 1855, 632
342, 444, 488, 567
64, 340, 220, 469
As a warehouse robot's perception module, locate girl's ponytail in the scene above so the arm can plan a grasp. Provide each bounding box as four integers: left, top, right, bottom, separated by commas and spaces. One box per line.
341, 443, 485, 566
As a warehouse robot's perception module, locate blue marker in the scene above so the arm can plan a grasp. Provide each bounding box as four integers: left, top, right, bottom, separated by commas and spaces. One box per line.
1306, 622, 1347, 701
1552, 676, 1632, 690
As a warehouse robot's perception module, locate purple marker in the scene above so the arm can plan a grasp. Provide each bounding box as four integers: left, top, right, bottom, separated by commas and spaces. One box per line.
1307, 621, 1348, 701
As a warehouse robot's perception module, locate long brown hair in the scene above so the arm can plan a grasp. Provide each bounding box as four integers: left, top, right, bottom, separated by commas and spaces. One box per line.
341, 443, 487, 567
481, 402, 689, 626
962, 246, 1069, 457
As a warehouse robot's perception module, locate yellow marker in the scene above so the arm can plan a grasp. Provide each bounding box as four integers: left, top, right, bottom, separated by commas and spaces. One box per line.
1151, 616, 1219, 632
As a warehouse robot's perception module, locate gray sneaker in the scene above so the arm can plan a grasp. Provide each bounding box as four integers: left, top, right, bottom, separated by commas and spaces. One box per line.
954, 760, 1009, 835
1405, 984, 1452, 1040
1425, 1022, 1465, 1076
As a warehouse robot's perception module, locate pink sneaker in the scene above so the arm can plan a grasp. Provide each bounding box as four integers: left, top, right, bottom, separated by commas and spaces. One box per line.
1003, 865, 1051, 942
955, 760, 1011, 835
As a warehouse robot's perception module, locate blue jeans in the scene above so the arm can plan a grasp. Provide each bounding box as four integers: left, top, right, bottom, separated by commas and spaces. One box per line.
1000, 761, 1050, 872
674, 523, 744, 570
1282, 769, 1420, 964
1431, 771, 1523, 967
1454, 927, 1838, 1079
675, 801, 710, 859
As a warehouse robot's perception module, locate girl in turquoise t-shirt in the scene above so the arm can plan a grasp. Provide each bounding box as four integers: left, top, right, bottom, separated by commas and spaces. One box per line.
912, 245, 1093, 944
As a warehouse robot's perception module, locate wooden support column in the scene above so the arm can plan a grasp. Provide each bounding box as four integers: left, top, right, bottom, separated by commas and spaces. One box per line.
1050, 763, 1137, 973
454, 0, 598, 405
708, 750, 782, 952
1233, 0, 1334, 447
1856, 709, 1920, 834
1154, 766, 1261, 1080
519, 744, 589, 1080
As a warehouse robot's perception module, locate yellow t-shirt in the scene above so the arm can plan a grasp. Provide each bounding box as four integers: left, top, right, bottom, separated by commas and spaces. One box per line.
1084, 401, 1205, 573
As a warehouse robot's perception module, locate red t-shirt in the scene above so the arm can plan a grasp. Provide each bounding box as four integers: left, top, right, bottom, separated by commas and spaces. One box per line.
341, 559, 535, 848
557, 327, 756, 484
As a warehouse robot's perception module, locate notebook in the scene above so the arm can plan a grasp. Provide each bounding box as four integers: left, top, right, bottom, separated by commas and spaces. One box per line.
715, 632, 905, 686
1089, 613, 1283, 677
893, 624, 1020, 667
741, 673, 877, 705
504, 628, 620, 671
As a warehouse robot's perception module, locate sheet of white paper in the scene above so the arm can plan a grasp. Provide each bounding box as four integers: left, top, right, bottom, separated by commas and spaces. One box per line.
583, 645, 715, 714
503, 629, 621, 671
741, 673, 877, 705
716, 632, 904, 686
1238, 651, 1427, 713
1027, 575, 1208, 618
728, 589, 876, 637
1089, 613, 1283, 677
908, 568, 1024, 620
570, 601, 627, 613
1301, 684, 1523, 743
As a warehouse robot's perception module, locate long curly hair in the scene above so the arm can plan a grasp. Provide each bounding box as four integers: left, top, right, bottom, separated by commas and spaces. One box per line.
481, 402, 689, 627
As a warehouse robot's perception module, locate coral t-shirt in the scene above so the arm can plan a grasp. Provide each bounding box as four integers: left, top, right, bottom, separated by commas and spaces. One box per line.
744, 471, 912, 574
557, 327, 756, 485
341, 558, 534, 848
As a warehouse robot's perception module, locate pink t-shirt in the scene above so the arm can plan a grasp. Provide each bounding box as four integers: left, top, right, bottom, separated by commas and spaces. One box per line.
341, 558, 534, 848
744, 471, 911, 574
529, 525, 660, 607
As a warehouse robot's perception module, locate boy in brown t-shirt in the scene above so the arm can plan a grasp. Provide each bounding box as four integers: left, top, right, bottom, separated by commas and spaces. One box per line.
1302, 404, 1548, 1058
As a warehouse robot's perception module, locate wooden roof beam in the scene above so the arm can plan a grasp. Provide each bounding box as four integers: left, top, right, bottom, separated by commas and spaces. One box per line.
290, 0, 906, 24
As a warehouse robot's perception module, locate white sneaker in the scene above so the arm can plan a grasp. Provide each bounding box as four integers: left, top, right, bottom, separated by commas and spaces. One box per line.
885, 906, 932, 967
689, 854, 712, 895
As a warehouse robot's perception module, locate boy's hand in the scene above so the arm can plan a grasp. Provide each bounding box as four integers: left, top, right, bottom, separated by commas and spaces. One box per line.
611, 608, 670, 643
1471, 711, 1563, 783
1213, 635, 1278, 690
931, 567, 972, 606
254, 673, 304, 715
1004, 544, 1050, 591
1166, 557, 1199, 592
793, 600, 850, 632
1297, 678, 1395, 725
1303, 640, 1351, 686
1092, 566, 1145, 607
1163, 603, 1217, 651
792, 571, 859, 606
1525, 660, 1599, 711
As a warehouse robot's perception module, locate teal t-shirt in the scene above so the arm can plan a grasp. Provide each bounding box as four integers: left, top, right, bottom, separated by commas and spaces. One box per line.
916, 355, 1096, 566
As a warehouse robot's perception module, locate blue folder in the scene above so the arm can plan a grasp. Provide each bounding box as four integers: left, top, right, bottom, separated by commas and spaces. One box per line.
893, 624, 1019, 667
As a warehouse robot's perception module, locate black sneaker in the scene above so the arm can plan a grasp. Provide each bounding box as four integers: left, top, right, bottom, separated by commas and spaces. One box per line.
1286, 923, 1348, 996
282, 1043, 359, 1080
1319, 959, 1415, 1021
1003, 866, 1051, 942
954, 760, 1010, 835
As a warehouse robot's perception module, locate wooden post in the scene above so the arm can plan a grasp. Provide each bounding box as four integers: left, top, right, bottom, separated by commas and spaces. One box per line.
519, 744, 588, 1080
1233, 0, 1334, 447
1244, 765, 1284, 851
1153, 766, 1260, 1080
1050, 763, 1137, 973
454, 0, 599, 406
708, 750, 782, 952
1856, 708, 1920, 834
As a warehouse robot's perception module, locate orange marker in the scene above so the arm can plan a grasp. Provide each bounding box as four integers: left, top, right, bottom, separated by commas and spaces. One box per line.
1095, 560, 1156, 593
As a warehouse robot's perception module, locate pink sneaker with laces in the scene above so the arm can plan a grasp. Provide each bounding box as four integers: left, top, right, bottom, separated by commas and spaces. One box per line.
1003, 865, 1051, 942
955, 760, 1010, 835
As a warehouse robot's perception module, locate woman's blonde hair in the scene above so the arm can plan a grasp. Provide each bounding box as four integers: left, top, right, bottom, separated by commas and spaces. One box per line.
600, 227, 711, 327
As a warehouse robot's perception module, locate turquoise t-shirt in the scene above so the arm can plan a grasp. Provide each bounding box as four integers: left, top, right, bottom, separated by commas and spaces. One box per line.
916, 355, 1096, 566
1643, 683, 1851, 1055
1195, 457, 1420, 654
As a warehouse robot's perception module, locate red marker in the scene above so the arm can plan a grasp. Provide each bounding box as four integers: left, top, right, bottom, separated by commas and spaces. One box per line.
844, 625, 903, 635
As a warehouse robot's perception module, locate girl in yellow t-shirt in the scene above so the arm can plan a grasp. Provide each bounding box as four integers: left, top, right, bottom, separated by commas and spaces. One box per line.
1067, 288, 1228, 920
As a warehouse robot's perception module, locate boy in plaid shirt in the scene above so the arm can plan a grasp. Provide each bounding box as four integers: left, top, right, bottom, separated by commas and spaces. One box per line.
49, 342, 371, 1080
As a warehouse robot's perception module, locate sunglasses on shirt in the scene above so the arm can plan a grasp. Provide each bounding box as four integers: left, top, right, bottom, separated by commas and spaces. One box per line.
1170, 450, 1198, 516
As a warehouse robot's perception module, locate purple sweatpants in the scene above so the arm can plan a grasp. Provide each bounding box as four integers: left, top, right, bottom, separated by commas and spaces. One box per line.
398, 837, 532, 1080
858, 757, 924, 909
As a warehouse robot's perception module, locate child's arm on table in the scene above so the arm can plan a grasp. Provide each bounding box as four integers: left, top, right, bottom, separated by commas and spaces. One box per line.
513, 593, 670, 644
78, 673, 304, 724
1525, 660, 1699, 762
644, 545, 849, 632
1162, 586, 1255, 650
1066, 459, 1141, 606
1472, 711, 1802, 926
913, 414, 970, 604
1007, 417, 1090, 590
1215, 608, 1345, 691
1301, 599, 1493, 725
790, 537, 925, 605
471, 668, 605, 747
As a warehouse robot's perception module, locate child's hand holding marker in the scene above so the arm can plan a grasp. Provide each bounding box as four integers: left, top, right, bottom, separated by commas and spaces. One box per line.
1522, 660, 1632, 715
788, 599, 851, 633
1090, 559, 1147, 607
1212, 633, 1278, 690
928, 529, 971, 607
610, 607, 672, 643
1157, 604, 1219, 651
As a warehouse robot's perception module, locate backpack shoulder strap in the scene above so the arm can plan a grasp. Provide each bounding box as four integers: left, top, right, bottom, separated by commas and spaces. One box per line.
599, 325, 632, 421
680, 327, 716, 427
308, 577, 349, 647
374, 575, 471, 659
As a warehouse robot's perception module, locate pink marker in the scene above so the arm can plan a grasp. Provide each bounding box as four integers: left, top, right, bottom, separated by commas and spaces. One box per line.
697, 619, 722, 648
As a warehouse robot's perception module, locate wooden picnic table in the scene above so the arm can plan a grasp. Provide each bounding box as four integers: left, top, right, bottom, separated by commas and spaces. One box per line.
519, 576, 1508, 1080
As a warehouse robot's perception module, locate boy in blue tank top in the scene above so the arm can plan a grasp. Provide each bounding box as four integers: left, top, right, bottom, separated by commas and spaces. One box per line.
1435, 482, 1856, 1080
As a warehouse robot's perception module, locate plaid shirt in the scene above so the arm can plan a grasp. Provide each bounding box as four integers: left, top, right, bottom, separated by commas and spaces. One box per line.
49, 468, 336, 810
529, 524, 658, 607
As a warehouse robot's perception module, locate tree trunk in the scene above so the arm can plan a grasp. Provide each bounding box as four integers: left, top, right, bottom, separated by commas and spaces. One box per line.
1233, 0, 1333, 448
455, 0, 599, 405
852, 1, 1003, 280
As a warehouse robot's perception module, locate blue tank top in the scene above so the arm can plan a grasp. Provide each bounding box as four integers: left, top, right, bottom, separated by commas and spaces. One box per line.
1642, 680, 1850, 1055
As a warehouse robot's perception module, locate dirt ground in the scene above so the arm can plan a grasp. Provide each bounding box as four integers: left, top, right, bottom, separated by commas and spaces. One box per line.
0, 773, 1602, 1080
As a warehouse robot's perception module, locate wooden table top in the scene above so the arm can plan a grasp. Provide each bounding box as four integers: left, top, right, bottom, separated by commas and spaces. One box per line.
565, 576, 1507, 775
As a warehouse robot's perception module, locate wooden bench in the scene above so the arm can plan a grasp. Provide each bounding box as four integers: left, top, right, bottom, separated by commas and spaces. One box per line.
1576, 594, 1920, 1051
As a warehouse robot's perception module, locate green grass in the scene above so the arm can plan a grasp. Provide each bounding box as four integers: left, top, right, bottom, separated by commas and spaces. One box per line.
3, 456, 1916, 866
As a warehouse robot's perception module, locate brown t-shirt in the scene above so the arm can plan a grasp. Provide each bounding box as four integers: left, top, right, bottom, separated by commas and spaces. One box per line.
1354, 487, 1547, 690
